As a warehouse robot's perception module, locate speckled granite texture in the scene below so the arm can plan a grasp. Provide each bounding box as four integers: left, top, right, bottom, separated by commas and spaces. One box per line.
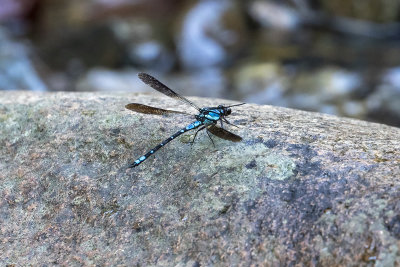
1, 92, 399, 266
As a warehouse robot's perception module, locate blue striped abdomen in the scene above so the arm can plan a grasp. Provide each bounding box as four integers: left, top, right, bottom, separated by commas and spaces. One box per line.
130, 120, 203, 168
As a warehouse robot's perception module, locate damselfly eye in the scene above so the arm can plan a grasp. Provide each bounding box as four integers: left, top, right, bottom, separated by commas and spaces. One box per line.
226, 108, 232, 115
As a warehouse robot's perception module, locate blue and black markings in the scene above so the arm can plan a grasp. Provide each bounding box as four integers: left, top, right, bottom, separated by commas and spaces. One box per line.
125, 73, 245, 168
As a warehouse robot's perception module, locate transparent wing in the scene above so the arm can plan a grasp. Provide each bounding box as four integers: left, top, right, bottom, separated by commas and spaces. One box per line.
207, 125, 242, 142
125, 103, 190, 115
138, 72, 200, 111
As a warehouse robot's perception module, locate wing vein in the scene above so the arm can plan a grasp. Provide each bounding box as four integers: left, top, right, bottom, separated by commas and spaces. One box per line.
138, 72, 200, 111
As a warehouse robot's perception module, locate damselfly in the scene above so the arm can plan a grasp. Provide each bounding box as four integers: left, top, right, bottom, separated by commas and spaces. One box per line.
126, 73, 244, 168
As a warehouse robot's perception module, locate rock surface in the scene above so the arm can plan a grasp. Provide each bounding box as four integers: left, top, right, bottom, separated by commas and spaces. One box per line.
1, 91, 399, 266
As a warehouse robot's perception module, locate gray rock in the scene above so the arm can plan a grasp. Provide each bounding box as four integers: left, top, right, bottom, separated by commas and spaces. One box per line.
1, 92, 399, 266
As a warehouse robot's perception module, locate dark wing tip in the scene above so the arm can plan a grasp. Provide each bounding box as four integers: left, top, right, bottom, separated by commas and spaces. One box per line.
233, 136, 242, 142
207, 125, 243, 142
125, 103, 136, 110
227, 133, 242, 142
138, 72, 152, 81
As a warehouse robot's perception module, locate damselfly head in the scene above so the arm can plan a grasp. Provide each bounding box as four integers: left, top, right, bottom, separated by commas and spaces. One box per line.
216, 105, 231, 116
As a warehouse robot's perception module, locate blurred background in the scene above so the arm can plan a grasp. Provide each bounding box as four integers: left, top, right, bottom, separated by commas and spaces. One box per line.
0, 0, 400, 127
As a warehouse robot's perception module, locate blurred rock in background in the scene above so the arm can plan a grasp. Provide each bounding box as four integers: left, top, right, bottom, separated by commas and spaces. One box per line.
176, 0, 247, 70
0, 0, 399, 127
0, 27, 47, 91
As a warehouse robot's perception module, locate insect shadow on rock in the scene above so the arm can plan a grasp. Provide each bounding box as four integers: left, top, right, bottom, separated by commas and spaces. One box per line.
126, 72, 245, 168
